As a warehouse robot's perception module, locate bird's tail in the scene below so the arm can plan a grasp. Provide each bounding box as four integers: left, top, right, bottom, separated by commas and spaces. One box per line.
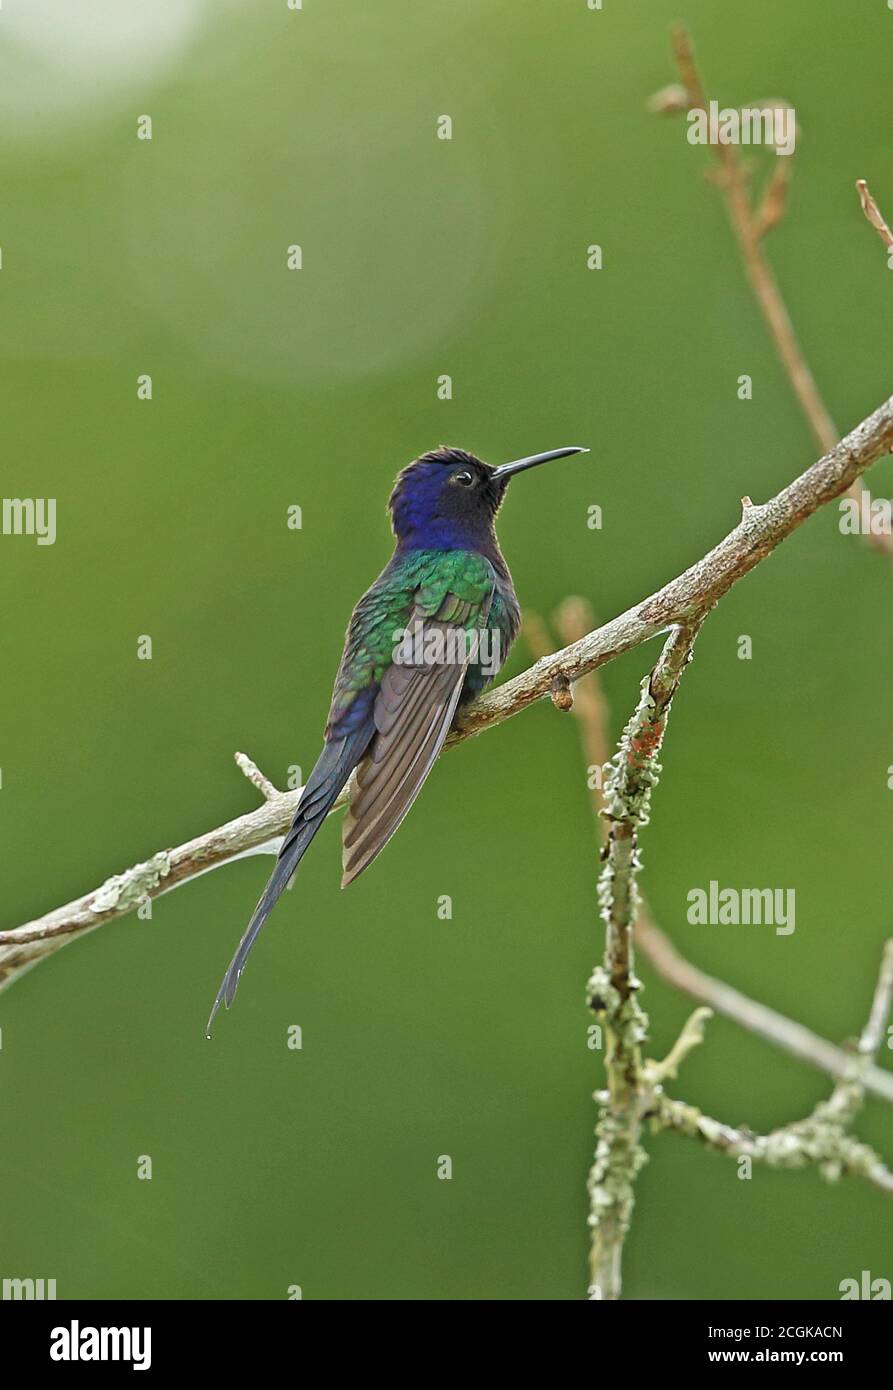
206, 730, 367, 1035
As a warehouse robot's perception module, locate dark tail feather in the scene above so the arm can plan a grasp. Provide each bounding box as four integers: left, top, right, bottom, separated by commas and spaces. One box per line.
206, 731, 367, 1035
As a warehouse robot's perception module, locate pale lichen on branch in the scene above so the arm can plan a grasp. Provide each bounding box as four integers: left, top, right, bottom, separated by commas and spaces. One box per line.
586, 627, 893, 1299
587, 622, 702, 1300
650, 940, 893, 1198
525, 601, 893, 1106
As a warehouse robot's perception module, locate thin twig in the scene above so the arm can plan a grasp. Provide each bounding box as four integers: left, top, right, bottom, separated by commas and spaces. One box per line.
860, 938, 893, 1059
659, 26, 893, 560
234, 752, 279, 801
646, 1006, 713, 1087
856, 179, 893, 253
753, 160, 792, 241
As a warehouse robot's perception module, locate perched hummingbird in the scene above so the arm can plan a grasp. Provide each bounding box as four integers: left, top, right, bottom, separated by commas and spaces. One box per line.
208, 444, 588, 1032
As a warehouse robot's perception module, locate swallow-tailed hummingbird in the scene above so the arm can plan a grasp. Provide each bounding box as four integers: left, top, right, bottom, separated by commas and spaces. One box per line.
208, 443, 588, 1033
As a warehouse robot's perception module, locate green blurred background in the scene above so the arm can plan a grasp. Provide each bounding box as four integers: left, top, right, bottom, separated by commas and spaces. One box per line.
2, 0, 891, 1301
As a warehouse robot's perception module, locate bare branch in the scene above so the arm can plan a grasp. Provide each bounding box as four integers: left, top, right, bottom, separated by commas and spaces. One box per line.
753, 159, 792, 241
856, 179, 893, 254
453, 391, 893, 745
656, 26, 893, 560
2, 392, 893, 995
860, 938, 893, 1061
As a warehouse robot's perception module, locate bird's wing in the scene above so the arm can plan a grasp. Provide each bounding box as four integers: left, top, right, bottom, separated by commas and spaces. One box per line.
341, 571, 494, 886
207, 550, 493, 1028
208, 562, 425, 1030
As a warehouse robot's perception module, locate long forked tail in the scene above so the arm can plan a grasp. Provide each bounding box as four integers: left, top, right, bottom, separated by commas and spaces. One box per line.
206, 730, 368, 1035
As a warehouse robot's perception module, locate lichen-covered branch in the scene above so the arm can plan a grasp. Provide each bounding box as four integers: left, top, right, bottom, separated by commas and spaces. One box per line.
525, 601, 893, 1106
635, 914, 893, 1106
529, 599, 893, 1298
0, 757, 310, 989
587, 621, 702, 1300
650, 941, 893, 1198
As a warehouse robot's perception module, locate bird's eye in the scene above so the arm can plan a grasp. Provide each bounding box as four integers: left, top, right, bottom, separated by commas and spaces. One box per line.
454, 470, 474, 486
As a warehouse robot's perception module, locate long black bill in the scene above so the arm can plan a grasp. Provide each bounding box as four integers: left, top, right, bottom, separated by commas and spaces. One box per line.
490, 445, 589, 482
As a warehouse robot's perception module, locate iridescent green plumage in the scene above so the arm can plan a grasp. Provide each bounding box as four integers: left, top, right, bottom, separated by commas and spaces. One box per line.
327, 547, 513, 733
208, 444, 587, 1032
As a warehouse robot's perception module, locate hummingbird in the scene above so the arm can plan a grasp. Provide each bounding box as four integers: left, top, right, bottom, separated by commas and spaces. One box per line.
207, 443, 588, 1033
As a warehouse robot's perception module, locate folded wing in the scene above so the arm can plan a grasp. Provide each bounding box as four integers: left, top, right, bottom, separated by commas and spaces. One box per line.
341, 590, 491, 886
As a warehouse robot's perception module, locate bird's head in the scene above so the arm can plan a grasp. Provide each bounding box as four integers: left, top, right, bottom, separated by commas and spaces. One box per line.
388, 445, 589, 551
